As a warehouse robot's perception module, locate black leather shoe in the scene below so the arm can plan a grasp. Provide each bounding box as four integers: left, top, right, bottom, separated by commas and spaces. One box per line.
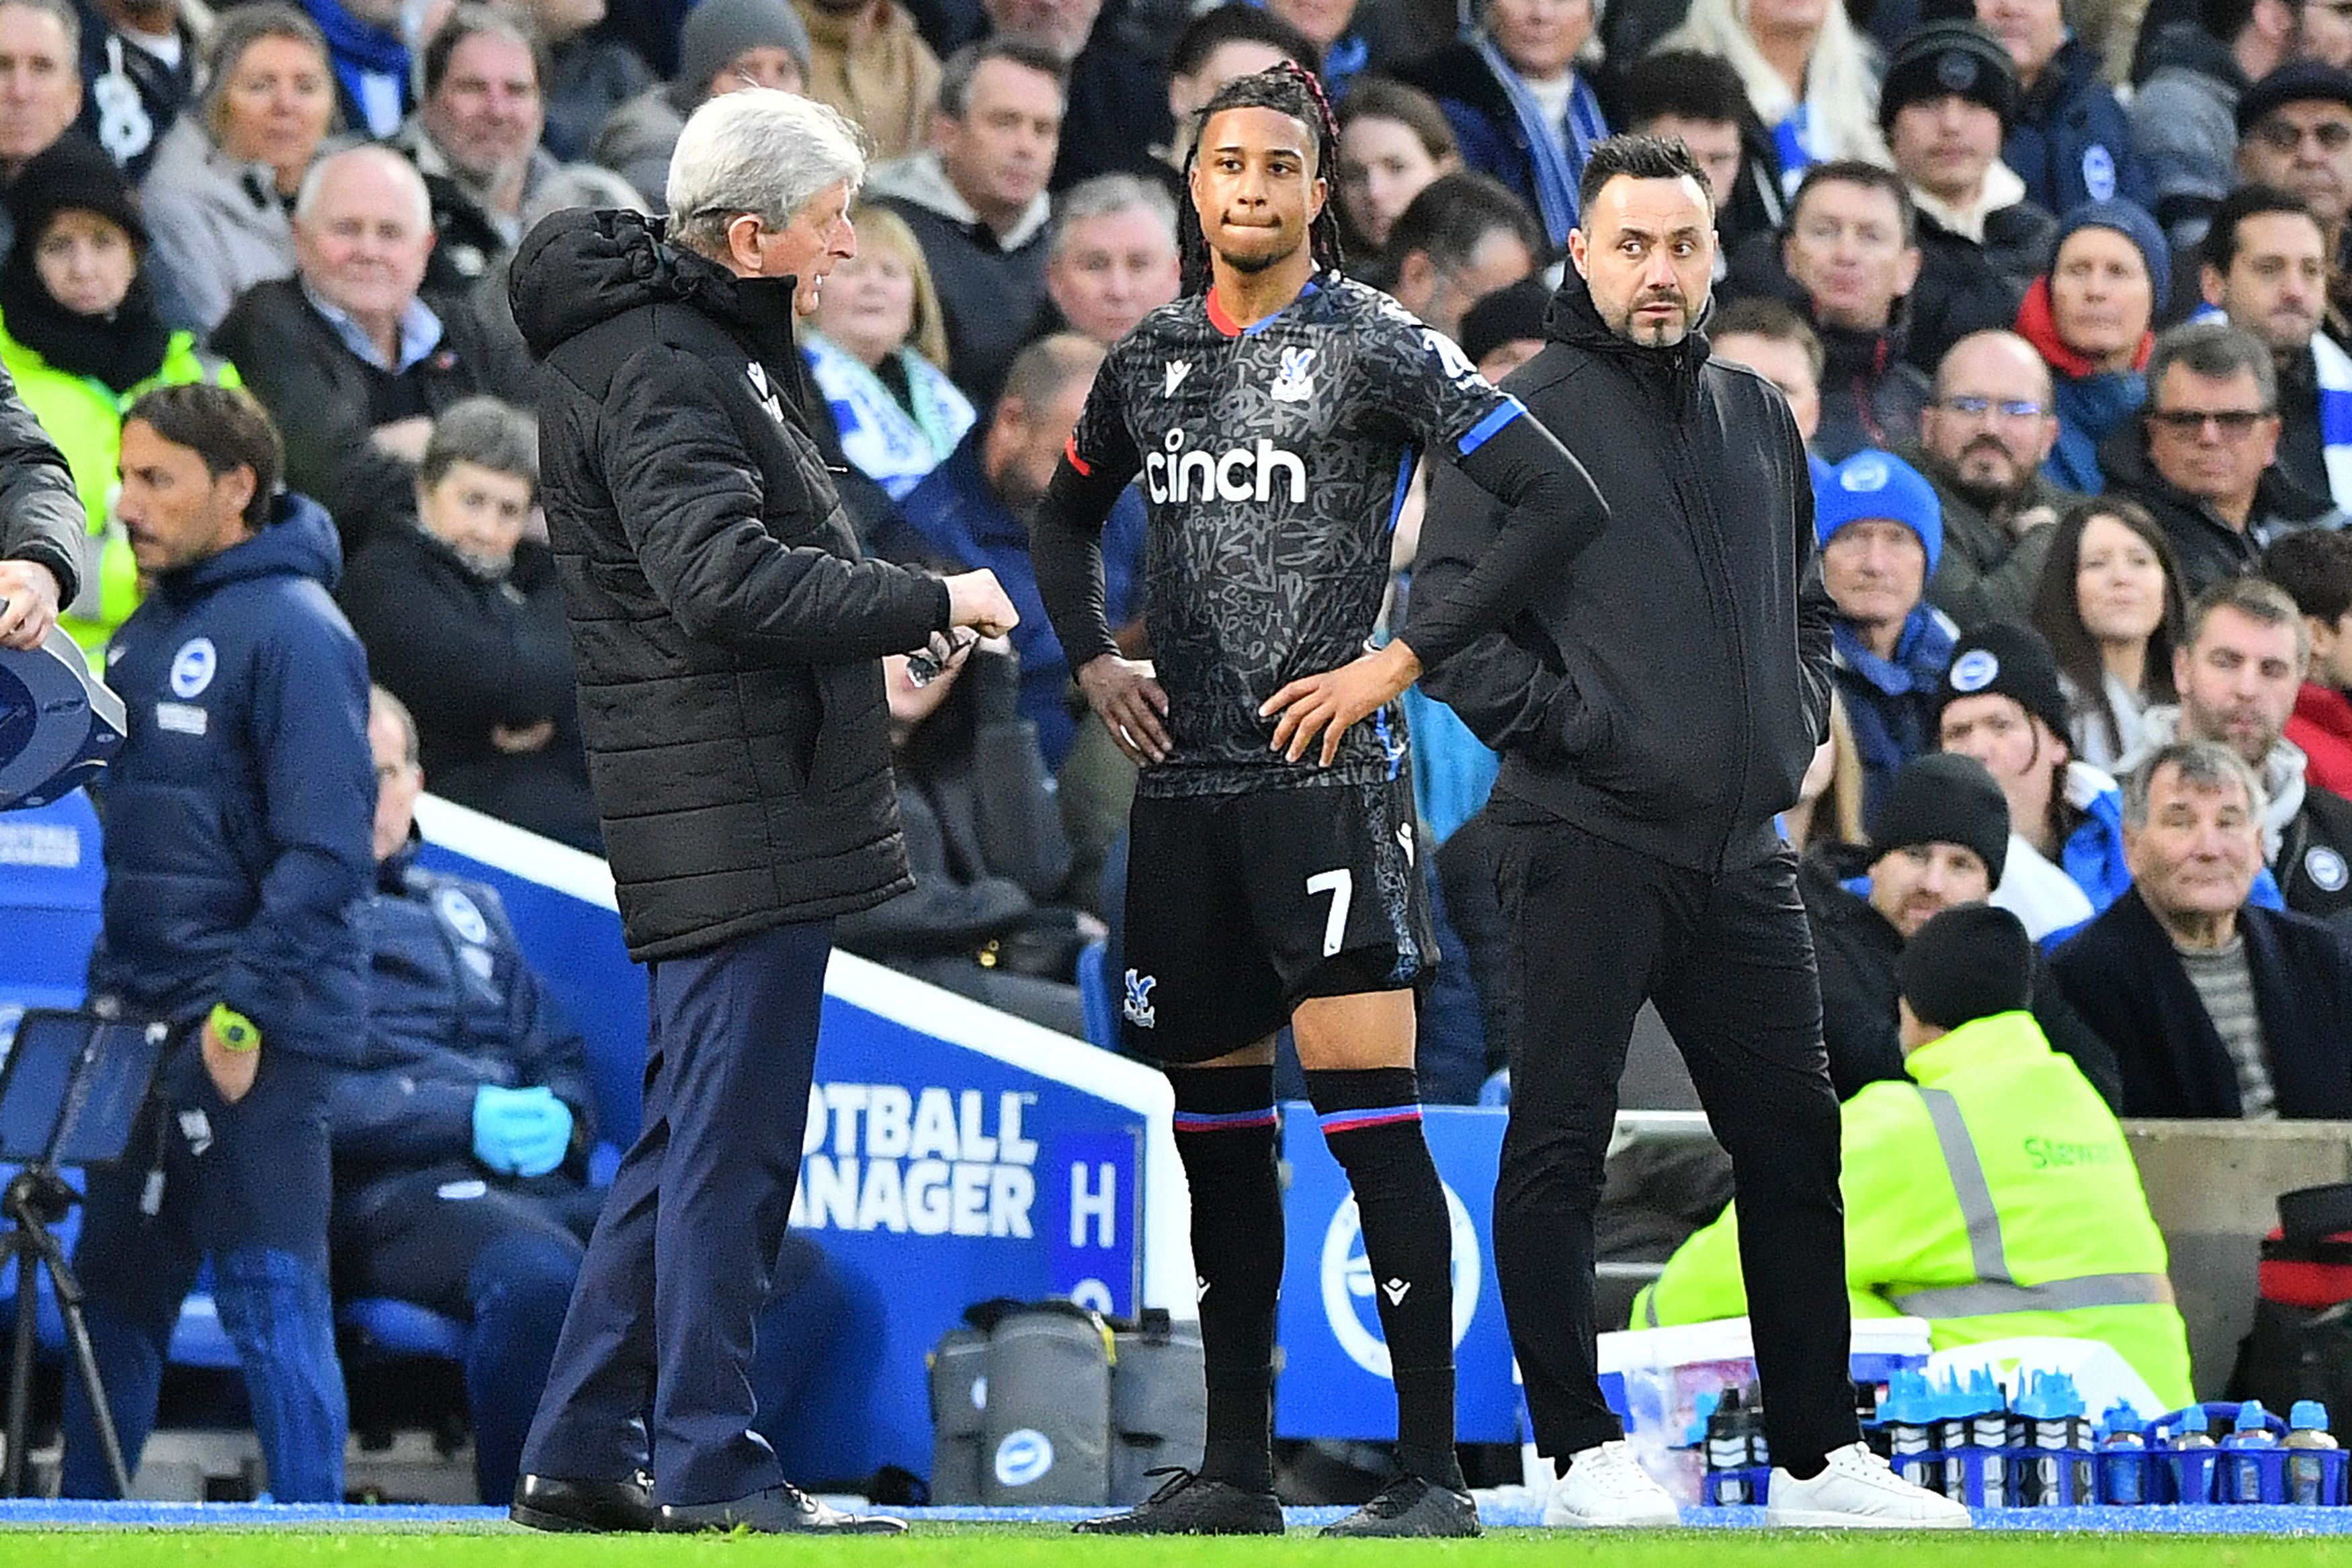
659, 1482, 908, 1534
509, 1471, 659, 1532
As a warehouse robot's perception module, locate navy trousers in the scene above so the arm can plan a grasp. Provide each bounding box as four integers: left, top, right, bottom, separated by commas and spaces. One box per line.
337, 1168, 591, 1505
60, 1043, 347, 1501
519, 918, 831, 1506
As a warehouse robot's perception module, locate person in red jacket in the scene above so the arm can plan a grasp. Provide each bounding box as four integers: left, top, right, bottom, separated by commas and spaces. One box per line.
2263, 528, 2352, 795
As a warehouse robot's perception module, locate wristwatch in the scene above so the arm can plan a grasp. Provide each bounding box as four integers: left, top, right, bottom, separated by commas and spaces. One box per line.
208, 1002, 261, 1053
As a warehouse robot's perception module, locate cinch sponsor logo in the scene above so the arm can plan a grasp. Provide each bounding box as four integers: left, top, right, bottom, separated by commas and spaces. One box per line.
1143, 428, 1306, 505
790, 1085, 1040, 1237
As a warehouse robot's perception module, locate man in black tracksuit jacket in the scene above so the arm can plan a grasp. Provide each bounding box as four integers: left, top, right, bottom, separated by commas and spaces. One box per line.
1409, 136, 1963, 1526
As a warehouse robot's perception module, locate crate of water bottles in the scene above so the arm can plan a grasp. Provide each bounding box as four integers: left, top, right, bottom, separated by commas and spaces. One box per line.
1861, 1369, 2346, 1510
1690, 1364, 2350, 1510
2130, 1400, 2348, 1506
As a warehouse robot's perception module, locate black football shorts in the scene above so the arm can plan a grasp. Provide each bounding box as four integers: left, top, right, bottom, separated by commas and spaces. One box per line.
1117, 775, 1436, 1063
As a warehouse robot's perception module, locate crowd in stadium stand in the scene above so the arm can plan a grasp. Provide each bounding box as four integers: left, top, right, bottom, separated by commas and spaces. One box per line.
17, 0, 2352, 1502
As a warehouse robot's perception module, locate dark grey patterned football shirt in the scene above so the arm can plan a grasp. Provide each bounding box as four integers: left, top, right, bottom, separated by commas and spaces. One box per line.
1066, 273, 1523, 798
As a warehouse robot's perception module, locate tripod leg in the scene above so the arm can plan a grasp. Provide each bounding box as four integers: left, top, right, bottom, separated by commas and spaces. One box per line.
40, 1238, 134, 1499
5, 1237, 30, 1498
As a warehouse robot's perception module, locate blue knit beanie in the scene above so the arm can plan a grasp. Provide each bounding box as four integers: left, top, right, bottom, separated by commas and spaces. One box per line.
2052, 198, 2171, 315
1816, 449, 1944, 576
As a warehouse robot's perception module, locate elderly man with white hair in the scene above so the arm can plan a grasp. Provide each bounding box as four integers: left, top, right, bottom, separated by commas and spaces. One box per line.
504, 89, 1018, 1535
212, 142, 513, 555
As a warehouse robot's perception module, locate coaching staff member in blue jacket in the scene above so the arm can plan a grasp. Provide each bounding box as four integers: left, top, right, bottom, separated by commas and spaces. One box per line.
60, 384, 373, 1504
507, 87, 1017, 1536
1409, 136, 1968, 1528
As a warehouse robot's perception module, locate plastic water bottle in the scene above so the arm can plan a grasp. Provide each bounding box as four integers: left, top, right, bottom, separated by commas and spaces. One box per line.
1934, 1374, 1974, 1504
2011, 1372, 2081, 1505
2171, 1403, 2218, 1504
2097, 1403, 2148, 1506
1706, 1387, 1751, 1505
1881, 1368, 1938, 1493
1968, 1370, 2010, 1508
2285, 1401, 2339, 1506
2223, 1401, 2281, 1504
1736, 1384, 1769, 1472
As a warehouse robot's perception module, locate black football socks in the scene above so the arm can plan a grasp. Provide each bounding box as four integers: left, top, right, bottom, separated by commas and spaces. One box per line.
1306, 1067, 1465, 1492
1169, 1065, 1282, 1494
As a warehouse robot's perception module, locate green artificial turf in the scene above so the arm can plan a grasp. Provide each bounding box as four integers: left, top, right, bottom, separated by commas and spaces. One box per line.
9, 1529, 2352, 1568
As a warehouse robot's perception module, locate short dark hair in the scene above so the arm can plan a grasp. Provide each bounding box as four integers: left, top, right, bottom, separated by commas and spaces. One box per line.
419, 396, 538, 495
1614, 50, 1756, 131
937, 37, 1068, 119
124, 384, 284, 531
2200, 0, 2261, 44
1388, 170, 1546, 273
1712, 296, 1824, 381
1336, 76, 1458, 163
1170, 3, 1321, 81
422, 4, 548, 103
2201, 182, 2321, 275
2185, 572, 2310, 664
2263, 527, 2352, 624
1576, 133, 1712, 220
1790, 158, 1917, 246
2146, 318, 2276, 412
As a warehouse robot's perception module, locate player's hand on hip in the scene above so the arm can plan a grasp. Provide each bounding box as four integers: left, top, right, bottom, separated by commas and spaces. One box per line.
945, 570, 1021, 636
1261, 640, 1423, 767
200, 1018, 259, 1105
1078, 653, 1171, 765
0, 560, 64, 649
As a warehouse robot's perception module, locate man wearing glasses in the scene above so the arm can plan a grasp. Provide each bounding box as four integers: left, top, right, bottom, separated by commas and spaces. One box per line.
2234, 62, 2352, 333
1908, 327, 2078, 627
2101, 320, 2339, 593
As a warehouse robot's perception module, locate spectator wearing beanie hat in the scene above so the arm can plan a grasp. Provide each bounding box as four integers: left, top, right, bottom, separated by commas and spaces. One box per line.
2019, 198, 2168, 494
1937, 621, 2131, 940
1643, 895, 2182, 1405
1820, 447, 1962, 808
1458, 276, 1550, 382
590, 0, 817, 206
1796, 750, 2122, 1100
2231, 62, 2352, 339
1880, 21, 2059, 375
0, 132, 242, 654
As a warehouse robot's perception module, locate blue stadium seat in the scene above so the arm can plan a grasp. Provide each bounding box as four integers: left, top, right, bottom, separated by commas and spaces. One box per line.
1077, 937, 1116, 1050
337, 1297, 468, 1362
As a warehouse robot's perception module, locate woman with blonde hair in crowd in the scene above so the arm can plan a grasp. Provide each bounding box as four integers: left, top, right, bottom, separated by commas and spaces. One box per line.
802, 204, 974, 501
1783, 691, 1867, 853
140, 3, 338, 333
1654, 0, 1884, 187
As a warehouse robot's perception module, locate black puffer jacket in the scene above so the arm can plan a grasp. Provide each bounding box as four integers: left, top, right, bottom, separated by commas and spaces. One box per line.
1410, 277, 1835, 873
510, 210, 951, 960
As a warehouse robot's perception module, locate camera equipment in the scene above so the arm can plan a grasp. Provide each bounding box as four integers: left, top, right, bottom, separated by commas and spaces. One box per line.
0, 627, 124, 811
0, 1009, 169, 1495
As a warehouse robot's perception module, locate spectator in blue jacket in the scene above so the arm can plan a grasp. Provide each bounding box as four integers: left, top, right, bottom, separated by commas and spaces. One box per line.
1980, 0, 2152, 216
1820, 447, 1960, 811
62, 384, 372, 1503
334, 685, 599, 1507
892, 333, 1143, 771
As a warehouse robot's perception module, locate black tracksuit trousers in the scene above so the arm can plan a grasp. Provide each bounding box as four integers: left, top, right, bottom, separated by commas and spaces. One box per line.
1490, 807, 1862, 1471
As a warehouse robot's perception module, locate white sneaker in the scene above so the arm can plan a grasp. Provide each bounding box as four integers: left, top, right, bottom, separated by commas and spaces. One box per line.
1541, 1440, 1682, 1527
1764, 1442, 1974, 1529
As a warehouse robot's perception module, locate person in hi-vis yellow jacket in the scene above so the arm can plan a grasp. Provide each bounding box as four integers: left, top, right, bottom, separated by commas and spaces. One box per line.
1636, 904, 2195, 1410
